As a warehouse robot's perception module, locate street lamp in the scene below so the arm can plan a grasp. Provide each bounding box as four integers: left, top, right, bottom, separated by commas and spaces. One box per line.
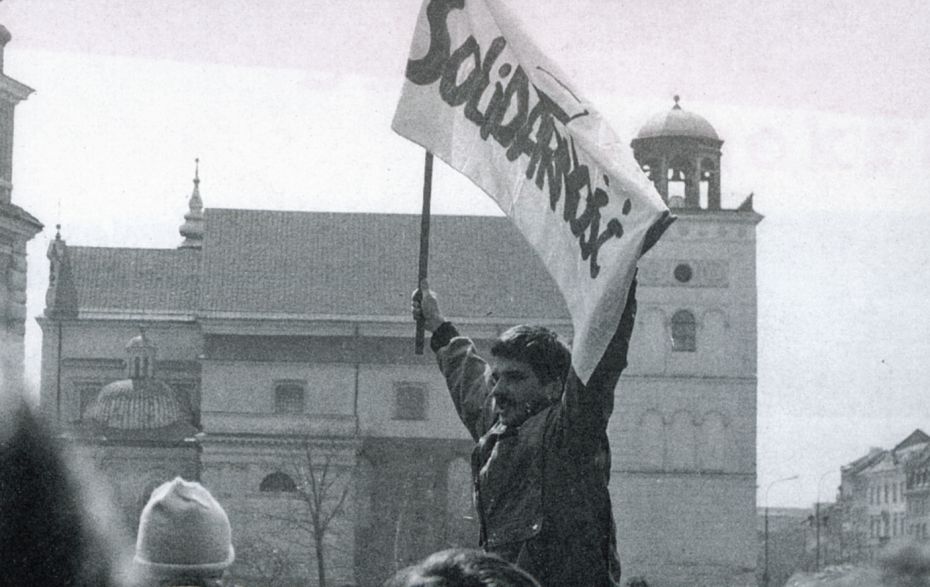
764, 474, 800, 587
816, 469, 838, 572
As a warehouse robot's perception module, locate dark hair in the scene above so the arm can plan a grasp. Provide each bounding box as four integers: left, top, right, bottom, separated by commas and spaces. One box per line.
491, 325, 570, 385
0, 398, 132, 586
382, 548, 540, 587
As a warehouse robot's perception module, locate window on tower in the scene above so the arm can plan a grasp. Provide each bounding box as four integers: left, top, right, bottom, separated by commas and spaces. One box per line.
699, 158, 717, 210
674, 263, 693, 283
639, 158, 660, 184
667, 156, 692, 205
671, 310, 697, 352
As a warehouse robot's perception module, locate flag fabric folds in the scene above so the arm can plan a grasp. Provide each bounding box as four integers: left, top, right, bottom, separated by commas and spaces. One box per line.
392, 0, 673, 383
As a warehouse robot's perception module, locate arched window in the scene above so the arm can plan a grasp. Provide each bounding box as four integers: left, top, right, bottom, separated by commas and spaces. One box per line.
639, 158, 660, 184
260, 472, 297, 493
667, 156, 693, 203
671, 310, 696, 352
699, 158, 717, 209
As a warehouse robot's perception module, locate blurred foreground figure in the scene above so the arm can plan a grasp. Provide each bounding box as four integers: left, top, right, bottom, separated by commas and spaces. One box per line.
134, 478, 235, 587
383, 548, 541, 587
0, 393, 134, 586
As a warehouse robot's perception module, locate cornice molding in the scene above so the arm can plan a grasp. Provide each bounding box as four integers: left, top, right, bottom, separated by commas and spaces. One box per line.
0, 74, 34, 102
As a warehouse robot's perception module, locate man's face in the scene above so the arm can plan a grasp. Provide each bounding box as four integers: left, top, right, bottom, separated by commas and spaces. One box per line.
489, 357, 556, 427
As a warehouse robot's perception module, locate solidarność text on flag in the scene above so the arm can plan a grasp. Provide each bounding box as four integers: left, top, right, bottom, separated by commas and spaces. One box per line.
392, 0, 674, 383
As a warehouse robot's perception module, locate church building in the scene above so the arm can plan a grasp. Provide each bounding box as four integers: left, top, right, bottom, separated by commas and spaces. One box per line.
0, 25, 42, 395
39, 99, 761, 586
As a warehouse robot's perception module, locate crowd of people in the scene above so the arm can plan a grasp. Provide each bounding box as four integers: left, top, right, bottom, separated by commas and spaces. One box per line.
0, 389, 549, 587
2, 277, 642, 586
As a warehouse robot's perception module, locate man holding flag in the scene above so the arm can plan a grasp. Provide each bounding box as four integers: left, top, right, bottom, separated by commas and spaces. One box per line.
412, 278, 635, 586
395, 0, 673, 584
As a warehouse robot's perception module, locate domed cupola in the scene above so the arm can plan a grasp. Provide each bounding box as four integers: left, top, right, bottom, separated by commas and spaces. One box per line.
631, 96, 724, 210
85, 330, 195, 437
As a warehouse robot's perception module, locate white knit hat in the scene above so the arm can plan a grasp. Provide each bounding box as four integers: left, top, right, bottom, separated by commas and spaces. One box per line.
134, 477, 235, 576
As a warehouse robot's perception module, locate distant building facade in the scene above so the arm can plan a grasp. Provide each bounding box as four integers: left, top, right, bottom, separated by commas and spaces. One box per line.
39, 101, 762, 586
0, 25, 42, 394
835, 429, 930, 564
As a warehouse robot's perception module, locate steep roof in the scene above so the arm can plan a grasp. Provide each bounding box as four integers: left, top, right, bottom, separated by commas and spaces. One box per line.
893, 429, 930, 453
842, 448, 887, 476
67, 210, 569, 322
70, 247, 200, 314
198, 209, 568, 321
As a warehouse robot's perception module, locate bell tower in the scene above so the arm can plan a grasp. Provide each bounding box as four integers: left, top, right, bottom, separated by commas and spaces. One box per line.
612, 96, 762, 585
631, 96, 724, 210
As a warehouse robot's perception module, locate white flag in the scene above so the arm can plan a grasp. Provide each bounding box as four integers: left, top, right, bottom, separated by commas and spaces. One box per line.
393, 0, 673, 383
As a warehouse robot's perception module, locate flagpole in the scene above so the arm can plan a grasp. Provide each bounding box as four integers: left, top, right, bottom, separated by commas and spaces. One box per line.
415, 150, 433, 354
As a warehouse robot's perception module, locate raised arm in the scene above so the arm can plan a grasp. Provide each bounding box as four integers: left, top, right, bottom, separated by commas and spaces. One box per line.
559, 276, 638, 446
412, 281, 495, 440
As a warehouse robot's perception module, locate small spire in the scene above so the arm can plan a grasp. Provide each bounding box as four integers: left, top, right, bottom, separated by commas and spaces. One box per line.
55, 223, 61, 240
190, 158, 202, 206
179, 158, 204, 249
673, 95, 681, 110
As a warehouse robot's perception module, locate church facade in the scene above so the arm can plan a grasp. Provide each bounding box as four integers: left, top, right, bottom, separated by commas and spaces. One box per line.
0, 25, 42, 396
39, 100, 761, 586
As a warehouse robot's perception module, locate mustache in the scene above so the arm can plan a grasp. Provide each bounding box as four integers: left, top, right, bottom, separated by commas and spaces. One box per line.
493, 396, 514, 409
492, 396, 534, 412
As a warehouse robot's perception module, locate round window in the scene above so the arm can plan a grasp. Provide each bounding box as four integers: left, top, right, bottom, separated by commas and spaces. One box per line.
674, 263, 693, 283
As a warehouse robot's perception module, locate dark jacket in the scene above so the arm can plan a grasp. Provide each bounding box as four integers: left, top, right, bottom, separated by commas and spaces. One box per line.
430, 281, 637, 587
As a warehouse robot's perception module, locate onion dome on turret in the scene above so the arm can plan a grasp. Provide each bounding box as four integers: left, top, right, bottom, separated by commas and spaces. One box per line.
84, 330, 196, 440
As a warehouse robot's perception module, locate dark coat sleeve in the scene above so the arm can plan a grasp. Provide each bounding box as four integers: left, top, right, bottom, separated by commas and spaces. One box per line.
432, 323, 496, 442
558, 277, 638, 451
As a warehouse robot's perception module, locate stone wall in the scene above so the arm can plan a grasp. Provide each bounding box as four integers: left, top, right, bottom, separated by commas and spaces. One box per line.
0, 216, 39, 394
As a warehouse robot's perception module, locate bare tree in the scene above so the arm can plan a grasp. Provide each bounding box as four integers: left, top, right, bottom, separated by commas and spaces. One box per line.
837, 496, 870, 565
260, 437, 355, 587
233, 534, 295, 586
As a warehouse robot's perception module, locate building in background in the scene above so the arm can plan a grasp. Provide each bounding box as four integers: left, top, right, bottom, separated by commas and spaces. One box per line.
0, 25, 42, 395
835, 429, 930, 565
39, 100, 762, 586
904, 442, 930, 542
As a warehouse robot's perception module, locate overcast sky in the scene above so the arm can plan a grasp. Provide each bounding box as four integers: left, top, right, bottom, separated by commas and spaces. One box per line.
2, 0, 929, 508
